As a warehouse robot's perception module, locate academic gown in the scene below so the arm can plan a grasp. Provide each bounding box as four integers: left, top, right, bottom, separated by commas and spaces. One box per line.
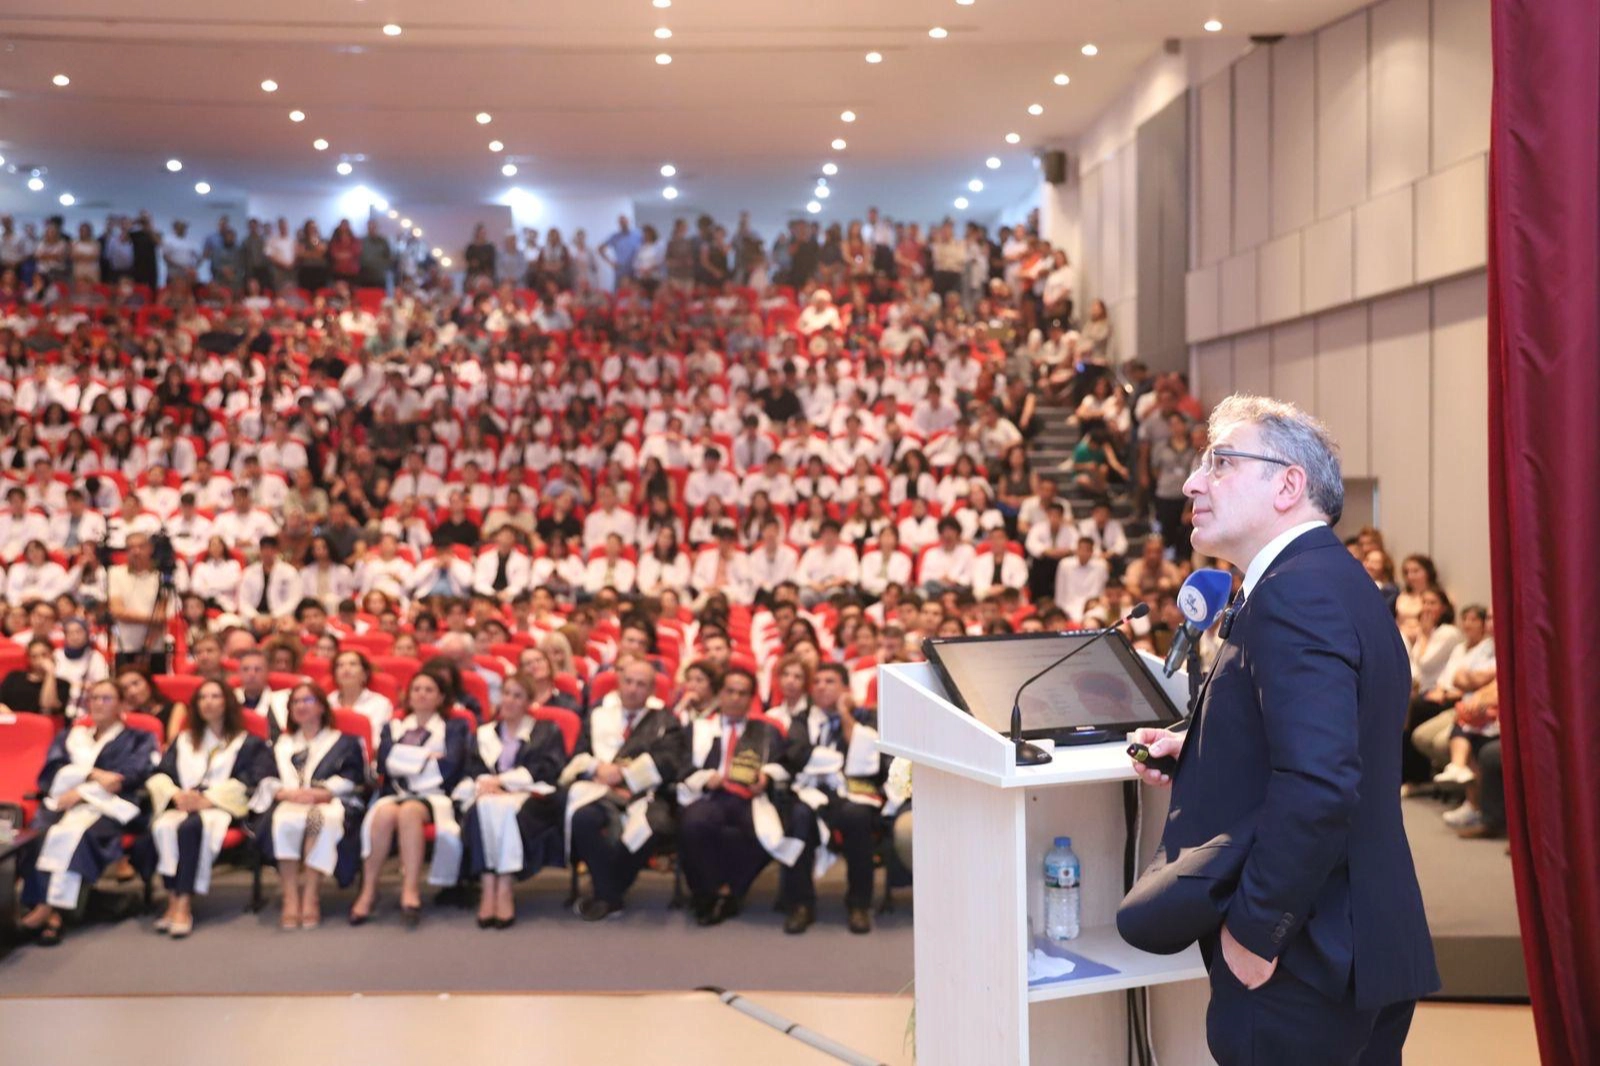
144, 730, 274, 895
675, 715, 812, 900
455, 718, 568, 879
250, 730, 367, 886
559, 703, 689, 905
780, 707, 888, 910
22, 722, 158, 910
362, 713, 471, 887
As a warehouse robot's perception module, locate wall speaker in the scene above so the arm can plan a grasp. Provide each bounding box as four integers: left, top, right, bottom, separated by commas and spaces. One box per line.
1041, 149, 1068, 185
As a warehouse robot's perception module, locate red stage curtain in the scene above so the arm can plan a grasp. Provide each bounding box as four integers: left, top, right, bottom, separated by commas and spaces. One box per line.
1488, 3, 1600, 1062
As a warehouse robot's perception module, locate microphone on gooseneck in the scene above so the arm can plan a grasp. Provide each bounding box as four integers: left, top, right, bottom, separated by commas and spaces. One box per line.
1162, 569, 1234, 678
1008, 603, 1152, 767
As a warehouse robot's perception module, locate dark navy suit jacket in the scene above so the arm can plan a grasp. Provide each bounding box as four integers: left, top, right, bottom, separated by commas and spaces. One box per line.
1165, 525, 1440, 1009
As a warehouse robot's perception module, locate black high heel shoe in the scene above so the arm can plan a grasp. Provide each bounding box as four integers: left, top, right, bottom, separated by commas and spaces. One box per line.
401, 905, 422, 929
476, 915, 496, 929
494, 916, 516, 930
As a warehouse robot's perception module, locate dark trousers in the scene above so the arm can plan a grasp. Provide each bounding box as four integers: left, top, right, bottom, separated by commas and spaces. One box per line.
163, 813, 207, 895
1205, 954, 1416, 1066
569, 800, 662, 906
1402, 696, 1455, 783
677, 790, 770, 901
1477, 739, 1505, 832
1153, 496, 1192, 563
1029, 556, 1061, 603
780, 796, 877, 910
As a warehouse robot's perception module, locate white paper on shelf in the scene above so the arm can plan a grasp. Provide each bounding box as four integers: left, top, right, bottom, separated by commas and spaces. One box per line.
1027, 947, 1078, 982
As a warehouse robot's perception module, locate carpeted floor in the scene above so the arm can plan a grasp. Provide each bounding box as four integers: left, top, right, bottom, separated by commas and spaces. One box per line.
0, 862, 914, 998
1403, 795, 1527, 1000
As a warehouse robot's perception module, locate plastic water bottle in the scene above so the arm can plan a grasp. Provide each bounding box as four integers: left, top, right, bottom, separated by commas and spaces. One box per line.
1043, 836, 1081, 941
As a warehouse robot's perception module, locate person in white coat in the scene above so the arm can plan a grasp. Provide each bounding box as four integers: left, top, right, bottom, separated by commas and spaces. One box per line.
236, 536, 300, 620
472, 528, 532, 602
972, 526, 1030, 600
327, 650, 395, 751
6, 539, 69, 604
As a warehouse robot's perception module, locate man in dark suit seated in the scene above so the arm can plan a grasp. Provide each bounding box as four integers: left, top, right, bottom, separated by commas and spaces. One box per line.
1128, 395, 1438, 1065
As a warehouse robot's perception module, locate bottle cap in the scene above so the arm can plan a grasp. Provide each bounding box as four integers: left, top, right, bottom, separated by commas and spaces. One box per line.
1054, 836, 1071, 848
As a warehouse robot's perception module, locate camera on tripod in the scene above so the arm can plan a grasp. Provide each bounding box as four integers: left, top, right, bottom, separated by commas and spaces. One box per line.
150, 531, 178, 581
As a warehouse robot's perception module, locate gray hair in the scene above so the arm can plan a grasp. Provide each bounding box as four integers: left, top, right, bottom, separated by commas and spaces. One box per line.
1209, 395, 1344, 524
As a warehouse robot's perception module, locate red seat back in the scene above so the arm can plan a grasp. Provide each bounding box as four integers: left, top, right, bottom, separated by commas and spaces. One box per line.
331, 708, 377, 764
240, 710, 270, 740
458, 670, 490, 715
0, 712, 56, 818
152, 674, 204, 707
532, 705, 581, 756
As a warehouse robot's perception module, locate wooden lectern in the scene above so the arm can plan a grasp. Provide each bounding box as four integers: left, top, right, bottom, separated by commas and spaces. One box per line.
877, 659, 1213, 1066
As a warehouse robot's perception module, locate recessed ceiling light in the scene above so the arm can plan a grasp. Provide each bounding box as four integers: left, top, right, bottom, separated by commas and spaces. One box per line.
928, 27, 948, 39
432, 247, 443, 258
289, 109, 306, 122
195, 182, 211, 195
260, 79, 278, 93
401, 218, 413, 228
968, 179, 984, 192
954, 197, 969, 210
815, 187, 830, 199
166, 159, 184, 172
313, 138, 329, 150
27, 177, 44, 192
336, 161, 353, 175
441, 256, 453, 267
1081, 43, 1098, 56
374, 197, 389, 211
488, 140, 504, 152
52, 74, 70, 87
806, 201, 821, 214
831, 138, 847, 150
957, 0, 975, 5
841, 110, 856, 123
653, 0, 671, 7
663, 186, 679, 200
382, 23, 402, 36
822, 162, 838, 176
1005, 132, 1021, 144
1204, 19, 1223, 32
865, 51, 883, 64
655, 53, 673, 65
654, 27, 672, 39
387, 209, 399, 219
476, 112, 492, 124
1028, 104, 1044, 115
1054, 73, 1070, 86
411, 227, 422, 237
986, 157, 1001, 169
58, 193, 75, 207
660, 164, 677, 177
502, 163, 518, 176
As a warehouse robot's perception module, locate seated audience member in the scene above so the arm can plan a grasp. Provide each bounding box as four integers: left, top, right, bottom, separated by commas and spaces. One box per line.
972, 526, 1028, 600
459, 671, 569, 928
1403, 604, 1495, 788
327, 649, 395, 750
7, 540, 69, 604
254, 682, 367, 930
516, 645, 580, 712
796, 520, 860, 607
234, 647, 291, 737
1407, 586, 1465, 693
1024, 500, 1076, 602
117, 663, 184, 736
676, 667, 811, 925
0, 638, 70, 721
17, 680, 158, 946
563, 657, 689, 921
858, 527, 913, 601
145, 679, 275, 938
1054, 537, 1110, 623
918, 517, 977, 596
1121, 533, 1180, 596
671, 658, 721, 727
779, 663, 886, 935
1459, 736, 1505, 840
351, 668, 471, 927
52, 616, 110, 710
1437, 680, 1500, 835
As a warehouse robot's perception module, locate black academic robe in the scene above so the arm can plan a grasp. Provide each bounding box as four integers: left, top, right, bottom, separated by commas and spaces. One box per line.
251, 731, 367, 887
460, 717, 568, 879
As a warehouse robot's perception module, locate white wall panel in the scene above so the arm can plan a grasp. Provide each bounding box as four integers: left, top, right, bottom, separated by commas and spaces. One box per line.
1219, 251, 1260, 336
1195, 340, 1235, 411
1432, 0, 1493, 170
1355, 185, 1416, 297
1367, 288, 1433, 560
1197, 72, 1234, 267
1079, 165, 1104, 307
1369, 0, 1433, 194
1119, 145, 1139, 304
1232, 332, 1274, 397
1415, 154, 1487, 281
1303, 211, 1355, 312
1429, 273, 1491, 603
1257, 233, 1305, 324
1232, 48, 1273, 254
1271, 319, 1319, 412
1186, 267, 1221, 341
1316, 12, 1371, 217
1100, 153, 1126, 304
1270, 34, 1318, 237
1315, 306, 1372, 477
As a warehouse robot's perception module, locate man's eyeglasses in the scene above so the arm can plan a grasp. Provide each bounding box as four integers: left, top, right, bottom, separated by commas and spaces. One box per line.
1194, 448, 1294, 478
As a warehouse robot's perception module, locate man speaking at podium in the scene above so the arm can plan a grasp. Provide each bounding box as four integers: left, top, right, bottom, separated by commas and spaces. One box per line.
1127, 396, 1438, 1065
